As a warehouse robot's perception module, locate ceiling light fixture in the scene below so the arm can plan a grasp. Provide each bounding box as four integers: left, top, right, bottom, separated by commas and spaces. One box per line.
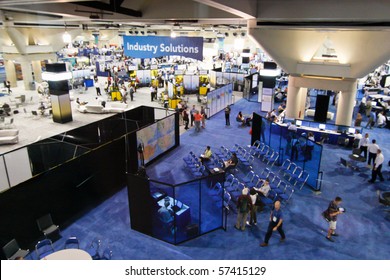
171, 30, 177, 38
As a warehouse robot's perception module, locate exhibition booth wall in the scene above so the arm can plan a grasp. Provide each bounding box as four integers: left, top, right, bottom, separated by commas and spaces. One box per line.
0, 106, 174, 256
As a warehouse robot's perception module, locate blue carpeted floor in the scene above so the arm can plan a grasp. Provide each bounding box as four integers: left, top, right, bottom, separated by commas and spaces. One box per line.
41, 98, 390, 260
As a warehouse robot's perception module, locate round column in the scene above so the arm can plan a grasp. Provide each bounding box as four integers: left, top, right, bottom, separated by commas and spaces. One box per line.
335, 80, 357, 126
286, 76, 307, 119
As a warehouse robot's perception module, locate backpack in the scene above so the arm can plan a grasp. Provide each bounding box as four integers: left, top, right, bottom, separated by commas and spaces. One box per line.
239, 196, 250, 213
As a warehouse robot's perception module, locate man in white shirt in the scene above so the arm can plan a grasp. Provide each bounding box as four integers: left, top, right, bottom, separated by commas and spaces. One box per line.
368, 149, 385, 183
359, 133, 369, 159
367, 139, 380, 166
377, 111, 387, 128
257, 179, 271, 197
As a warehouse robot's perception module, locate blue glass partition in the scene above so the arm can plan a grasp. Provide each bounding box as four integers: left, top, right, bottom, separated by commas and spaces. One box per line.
135, 172, 225, 245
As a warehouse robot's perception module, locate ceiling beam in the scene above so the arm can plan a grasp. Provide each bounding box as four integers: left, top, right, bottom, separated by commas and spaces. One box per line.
75, 0, 142, 18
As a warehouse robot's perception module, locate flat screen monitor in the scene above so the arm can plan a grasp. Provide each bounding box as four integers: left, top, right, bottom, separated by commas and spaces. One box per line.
296, 120, 302, 126
371, 101, 377, 106
319, 124, 326, 130
348, 127, 355, 134
175, 200, 183, 208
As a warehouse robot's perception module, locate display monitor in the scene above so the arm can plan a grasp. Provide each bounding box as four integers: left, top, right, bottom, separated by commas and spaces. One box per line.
348, 127, 355, 134
371, 101, 377, 106
319, 124, 326, 130
296, 120, 302, 127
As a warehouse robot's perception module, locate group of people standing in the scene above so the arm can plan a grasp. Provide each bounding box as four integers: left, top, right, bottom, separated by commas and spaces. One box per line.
354, 131, 386, 183
180, 104, 207, 132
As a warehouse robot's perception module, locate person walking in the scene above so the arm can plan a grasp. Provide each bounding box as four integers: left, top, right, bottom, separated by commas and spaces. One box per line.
194, 110, 202, 132
182, 109, 189, 130
235, 188, 252, 231
260, 201, 286, 247
247, 188, 258, 226
369, 149, 385, 183
359, 133, 369, 159
367, 139, 380, 166
225, 105, 231, 126
323, 197, 344, 242
200, 106, 206, 129
129, 85, 135, 101
150, 84, 155, 102
190, 105, 196, 126
94, 77, 102, 96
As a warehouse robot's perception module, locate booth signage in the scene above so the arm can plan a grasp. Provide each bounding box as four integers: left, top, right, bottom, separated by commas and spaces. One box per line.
123, 36, 203, 60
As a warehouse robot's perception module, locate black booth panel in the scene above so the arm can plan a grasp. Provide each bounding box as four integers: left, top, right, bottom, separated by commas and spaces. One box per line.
264, 62, 277, 69
127, 174, 152, 235
0, 138, 126, 255
242, 57, 250, 64
314, 95, 330, 123
251, 113, 262, 145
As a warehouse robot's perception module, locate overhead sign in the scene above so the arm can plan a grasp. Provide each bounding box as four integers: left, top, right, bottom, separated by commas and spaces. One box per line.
123, 36, 203, 60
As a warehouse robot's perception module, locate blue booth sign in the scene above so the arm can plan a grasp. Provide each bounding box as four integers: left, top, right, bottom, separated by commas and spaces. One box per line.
123, 36, 203, 60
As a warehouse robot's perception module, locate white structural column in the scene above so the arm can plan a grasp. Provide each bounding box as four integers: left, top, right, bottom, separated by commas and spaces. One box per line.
20, 60, 34, 90
32, 61, 43, 83
4, 60, 17, 87
335, 79, 358, 126
285, 76, 307, 119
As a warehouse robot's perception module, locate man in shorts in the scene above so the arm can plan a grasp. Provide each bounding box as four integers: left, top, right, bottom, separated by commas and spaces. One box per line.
324, 197, 344, 242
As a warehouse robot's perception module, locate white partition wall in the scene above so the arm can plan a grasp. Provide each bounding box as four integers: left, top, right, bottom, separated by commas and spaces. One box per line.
0, 155, 10, 192
3, 148, 32, 187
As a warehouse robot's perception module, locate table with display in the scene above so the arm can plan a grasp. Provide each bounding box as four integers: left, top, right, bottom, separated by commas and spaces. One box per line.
279, 123, 355, 145
44, 249, 92, 260
157, 196, 191, 228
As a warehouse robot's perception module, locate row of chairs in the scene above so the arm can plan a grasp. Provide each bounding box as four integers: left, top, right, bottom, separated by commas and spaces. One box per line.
224, 174, 279, 207
182, 151, 206, 177
239, 168, 295, 204
279, 159, 310, 190
229, 144, 255, 170
248, 140, 280, 168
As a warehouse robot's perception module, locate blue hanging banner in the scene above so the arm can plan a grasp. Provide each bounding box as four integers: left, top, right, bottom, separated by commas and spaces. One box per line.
123, 36, 203, 60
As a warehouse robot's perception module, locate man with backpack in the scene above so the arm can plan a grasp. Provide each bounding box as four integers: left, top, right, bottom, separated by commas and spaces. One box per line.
234, 188, 252, 231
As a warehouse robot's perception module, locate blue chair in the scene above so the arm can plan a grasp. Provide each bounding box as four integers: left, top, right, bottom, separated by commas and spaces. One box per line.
295, 170, 309, 190
64, 236, 80, 249
259, 145, 270, 160
272, 181, 286, 194
247, 175, 260, 188
101, 247, 113, 260
260, 189, 278, 208
193, 165, 205, 177
230, 144, 239, 153
224, 174, 235, 186
226, 178, 239, 193
279, 159, 291, 175
241, 155, 254, 170
283, 162, 297, 180
230, 183, 245, 202
255, 142, 265, 157
267, 172, 277, 183
210, 182, 223, 197
262, 149, 274, 163
223, 190, 232, 212
242, 171, 256, 184
35, 239, 54, 259
260, 167, 271, 179
289, 166, 303, 183
278, 184, 295, 204
88, 238, 102, 260
267, 152, 279, 167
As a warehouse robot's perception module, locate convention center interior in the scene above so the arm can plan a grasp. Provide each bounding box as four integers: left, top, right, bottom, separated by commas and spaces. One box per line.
1, 0, 390, 260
